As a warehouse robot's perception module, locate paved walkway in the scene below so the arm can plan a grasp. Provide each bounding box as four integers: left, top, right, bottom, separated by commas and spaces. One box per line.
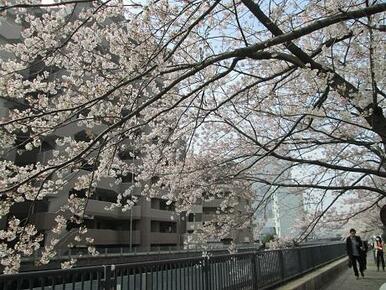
325, 254, 386, 290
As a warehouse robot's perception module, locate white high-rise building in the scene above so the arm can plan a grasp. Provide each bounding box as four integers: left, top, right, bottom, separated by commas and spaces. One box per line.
272, 187, 304, 238
253, 160, 304, 240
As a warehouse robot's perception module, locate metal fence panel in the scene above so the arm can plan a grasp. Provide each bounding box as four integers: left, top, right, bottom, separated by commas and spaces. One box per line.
0, 243, 346, 290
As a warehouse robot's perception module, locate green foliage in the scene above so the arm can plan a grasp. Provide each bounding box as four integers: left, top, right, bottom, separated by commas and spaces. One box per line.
261, 234, 275, 244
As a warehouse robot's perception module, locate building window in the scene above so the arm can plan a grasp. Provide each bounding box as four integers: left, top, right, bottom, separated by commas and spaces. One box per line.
69, 188, 87, 198
93, 188, 118, 203
160, 222, 176, 233
188, 213, 202, 222
188, 213, 194, 222
151, 221, 176, 233
15, 150, 38, 166
118, 149, 140, 160
119, 172, 135, 183
74, 130, 92, 142
203, 207, 217, 215
79, 158, 98, 171
159, 199, 175, 211
151, 199, 159, 209
151, 198, 175, 211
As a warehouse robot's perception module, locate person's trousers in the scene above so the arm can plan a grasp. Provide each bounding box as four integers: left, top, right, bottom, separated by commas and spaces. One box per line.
376, 251, 385, 270
360, 254, 367, 270
351, 255, 364, 277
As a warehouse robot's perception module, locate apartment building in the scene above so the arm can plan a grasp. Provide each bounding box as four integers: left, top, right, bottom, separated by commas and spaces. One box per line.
184, 192, 254, 247
0, 118, 186, 252
0, 4, 256, 254
0, 6, 187, 252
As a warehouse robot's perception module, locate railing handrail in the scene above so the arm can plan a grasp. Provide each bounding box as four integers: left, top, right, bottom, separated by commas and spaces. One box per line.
0, 264, 104, 278
21, 240, 345, 264
6, 242, 344, 275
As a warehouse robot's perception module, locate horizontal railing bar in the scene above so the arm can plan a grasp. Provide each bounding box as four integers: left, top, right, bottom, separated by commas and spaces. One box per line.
0, 265, 104, 279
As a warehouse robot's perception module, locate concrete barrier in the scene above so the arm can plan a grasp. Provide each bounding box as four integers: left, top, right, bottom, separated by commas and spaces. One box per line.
276, 256, 348, 290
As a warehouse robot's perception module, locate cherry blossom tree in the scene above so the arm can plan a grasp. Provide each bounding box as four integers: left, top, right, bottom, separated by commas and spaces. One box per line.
0, 0, 385, 272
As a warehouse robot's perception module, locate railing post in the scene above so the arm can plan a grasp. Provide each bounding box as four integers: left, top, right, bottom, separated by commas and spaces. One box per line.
203, 257, 210, 290
297, 248, 303, 274
103, 264, 115, 290
251, 252, 258, 290
257, 252, 262, 284
278, 250, 285, 280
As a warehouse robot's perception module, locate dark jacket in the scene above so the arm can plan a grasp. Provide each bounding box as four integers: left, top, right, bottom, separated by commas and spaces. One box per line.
346, 236, 362, 258
362, 240, 368, 253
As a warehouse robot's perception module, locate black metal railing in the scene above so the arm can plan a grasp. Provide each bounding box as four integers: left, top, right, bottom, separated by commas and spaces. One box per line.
0, 243, 346, 290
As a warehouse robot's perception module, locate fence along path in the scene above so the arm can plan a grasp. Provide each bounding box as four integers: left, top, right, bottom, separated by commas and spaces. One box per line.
0, 243, 346, 290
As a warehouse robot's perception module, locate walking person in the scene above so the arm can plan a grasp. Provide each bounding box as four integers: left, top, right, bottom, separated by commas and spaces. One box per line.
346, 228, 365, 279
374, 236, 385, 271
372, 236, 377, 263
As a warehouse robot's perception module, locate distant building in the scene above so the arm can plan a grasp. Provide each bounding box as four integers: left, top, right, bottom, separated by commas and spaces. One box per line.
253, 160, 304, 240
272, 187, 305, 238
184, 187, 254, 248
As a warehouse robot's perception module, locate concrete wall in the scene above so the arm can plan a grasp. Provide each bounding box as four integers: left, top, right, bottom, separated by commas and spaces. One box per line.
277, 257, 348, 290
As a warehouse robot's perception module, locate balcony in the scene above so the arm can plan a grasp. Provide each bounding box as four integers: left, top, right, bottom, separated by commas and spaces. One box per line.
148, 209, 178, 222
87, 229, 141, 245
96, 176, 120, 192
0, 17, 21, 40
54, 123, 108, 137
2, 149, 16, 162
36, 150, 53, 164
31, 212, 57, 230
85, 199, 141, 220
189, 204, 203, 213
54, 122, 82, 137
203, 199, 223, 208
150, 233, 179, 244
118, 183, 142, 195
186, 221, 202, 231
203, 214, 219, 222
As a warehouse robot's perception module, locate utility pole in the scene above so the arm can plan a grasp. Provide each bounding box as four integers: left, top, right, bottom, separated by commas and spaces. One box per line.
129, 163, 134, 252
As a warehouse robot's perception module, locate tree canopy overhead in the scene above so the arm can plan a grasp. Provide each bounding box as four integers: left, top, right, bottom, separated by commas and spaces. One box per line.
0, 0, 385, 273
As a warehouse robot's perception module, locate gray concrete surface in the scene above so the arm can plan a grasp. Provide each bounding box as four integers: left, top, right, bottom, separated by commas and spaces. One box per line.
276, 256, 348, 290
325, 254, 386, 290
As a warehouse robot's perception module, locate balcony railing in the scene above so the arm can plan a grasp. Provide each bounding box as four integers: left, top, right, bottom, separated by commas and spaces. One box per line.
186, 221, 203, 231
203, 199, 223, 208
148, 209, 178, 221
150, 232, 179, 244
85, 199, 141, 220
87, 229, 141, 245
